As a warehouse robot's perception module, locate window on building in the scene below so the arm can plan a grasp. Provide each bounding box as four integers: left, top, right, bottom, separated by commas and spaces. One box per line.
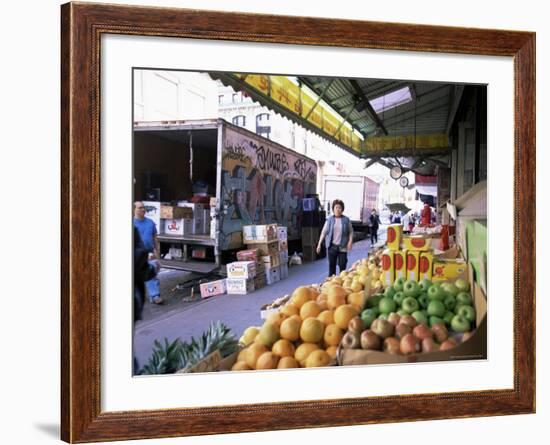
232, 93, 239, 103
256, 113, 271, 139
218, 95, 224, 104
232, 115, 246, 127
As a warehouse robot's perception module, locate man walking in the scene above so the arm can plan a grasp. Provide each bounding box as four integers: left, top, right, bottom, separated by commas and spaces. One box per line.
369, 208, 381, 245
133, 201, 163, 304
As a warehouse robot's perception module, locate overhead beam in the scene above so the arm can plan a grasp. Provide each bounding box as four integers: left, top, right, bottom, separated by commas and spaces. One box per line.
348, 79, 388, 135
446, 85, 465, 134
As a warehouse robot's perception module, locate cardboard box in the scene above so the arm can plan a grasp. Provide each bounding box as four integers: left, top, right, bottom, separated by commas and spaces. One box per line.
279, 263, 289, 279
432, 259, 468, 282
277, 226, 288, 241
401, 235, 431, 251
302, 227, 320, 247
192, 247, 207, 259
168, 246, 183, 259
386, 224, 402, 250
279, 251, 289, 266
381, 249, 395, 285
278, 239, 288, 252
199, 279, 227, 299
242, 224, 278, 244
261, 254, 280, 267
406, 250, 420, 281
163, 218, 193, 236
226, 278, 255, 295
143, 201, 162, 234
178, 348, 242, 373
236, 248, 260, 262
265, 265, 281, 284
394, 250, 407, 280
226, 261, 256, 279
419, 251, 434, 280
177, 202, 205, 219
160, 205, 193, 220
254, 273, 267, 290
255, 261, 265, 275
248, 241, 279, 257
339, 267, 487, 366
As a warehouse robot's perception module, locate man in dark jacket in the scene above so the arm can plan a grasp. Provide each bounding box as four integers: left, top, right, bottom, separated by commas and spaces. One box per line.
134, 226, 158, 322
369, 209, 381, 245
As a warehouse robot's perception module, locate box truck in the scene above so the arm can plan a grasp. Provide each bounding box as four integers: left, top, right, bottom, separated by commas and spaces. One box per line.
133, 119, 317, 272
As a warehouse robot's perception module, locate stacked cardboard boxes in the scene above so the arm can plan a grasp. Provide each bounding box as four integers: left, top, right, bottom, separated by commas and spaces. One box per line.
158, 201, 213, 236
382, 227, 466, 284
199, 279, 227, 299
236, 248, 266, 290
226, 261, 256, 295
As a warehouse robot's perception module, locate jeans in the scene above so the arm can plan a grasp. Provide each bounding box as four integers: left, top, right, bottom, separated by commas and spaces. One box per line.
145, 261, 160, 301
327, 244, 348, 277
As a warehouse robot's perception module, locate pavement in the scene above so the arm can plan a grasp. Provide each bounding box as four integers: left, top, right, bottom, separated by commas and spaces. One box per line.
134, 226, 388, 368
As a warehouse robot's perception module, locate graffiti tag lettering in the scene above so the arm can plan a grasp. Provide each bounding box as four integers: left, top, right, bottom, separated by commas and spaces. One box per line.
253, 142, 289, 175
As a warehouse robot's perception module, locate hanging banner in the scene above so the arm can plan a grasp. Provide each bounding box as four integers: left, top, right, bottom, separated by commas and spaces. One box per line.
364, 133, 449, 152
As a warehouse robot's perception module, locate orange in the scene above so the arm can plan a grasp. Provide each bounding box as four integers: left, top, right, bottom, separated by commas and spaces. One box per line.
325, 345, 338, 360
333, 304, 359, 330
280, 304, 299, 318
300, 318, 325, 343
294, 342, 320, 366
266, 311, 286, 327
271, 339, 296, 358
317, 309, 335, 326
231, 361, 252, 371
323, 323, 344, 346
291, 286, 312, 308
245, 343, 269, 368
300, 301, 322, 320
255, 352, 279, 370
279, 317, 301, 341
277, 356, 300, 369
305, 350, 331, 368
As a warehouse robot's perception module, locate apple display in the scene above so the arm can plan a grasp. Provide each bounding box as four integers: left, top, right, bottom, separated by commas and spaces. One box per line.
431, 323, 449, 343
387, 312, 401, 326
371, 318, 394, 338
412, 324, 433, 341
384, 286, 396, 299
418, 293, 429, 309
400, 333, 421, 355
444, 294, 456, 311
399, 314, 418, 328
443, 311, 455, 326
441, 282, 459, 297
429, 315, 445, 327
419, 278, 432, 292
341, 331, 361, 349
421, 337, 440, 353
348, 316, 366, 334
383, 337, 402, 355
395, 323, 412, 339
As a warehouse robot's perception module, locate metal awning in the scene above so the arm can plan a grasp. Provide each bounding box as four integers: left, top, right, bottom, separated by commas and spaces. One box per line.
212, 72, 464, 164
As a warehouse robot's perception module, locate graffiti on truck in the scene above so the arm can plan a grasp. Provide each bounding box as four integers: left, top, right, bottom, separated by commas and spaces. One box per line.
219, 129, 317, 250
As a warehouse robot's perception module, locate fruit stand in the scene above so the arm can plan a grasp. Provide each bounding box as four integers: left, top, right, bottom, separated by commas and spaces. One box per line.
226, 223, 486, 371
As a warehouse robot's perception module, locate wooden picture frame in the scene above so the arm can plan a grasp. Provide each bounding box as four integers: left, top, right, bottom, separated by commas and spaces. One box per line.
61, 2, 535, 442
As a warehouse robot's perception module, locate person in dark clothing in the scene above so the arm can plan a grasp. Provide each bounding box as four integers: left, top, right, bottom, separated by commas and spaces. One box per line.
369, 209, 381, 245
316, 199, 354, 277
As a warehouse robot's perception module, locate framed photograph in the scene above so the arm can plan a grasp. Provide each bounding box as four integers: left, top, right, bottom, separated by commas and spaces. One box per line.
61, 2, 535, 442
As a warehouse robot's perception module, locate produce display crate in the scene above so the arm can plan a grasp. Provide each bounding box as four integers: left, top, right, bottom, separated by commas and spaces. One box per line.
338, 264, 486, 366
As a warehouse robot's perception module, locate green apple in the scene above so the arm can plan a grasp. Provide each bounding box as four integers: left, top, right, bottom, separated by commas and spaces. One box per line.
456, 292, 473, 306
427, 283, 445, 301
378, 297, 396, 315
361, 308, 378, 328
418, 293, 429, 309
393, 291, 406, 307
378, 313, 389, 321
457, 305, 476, 322
454, 278, 470, 293
444, 294, 456, 311
454, 302, 469, 314
403, 279, 421, 298
367, 294, 383, 309
393, 277, 406, 292
451, 314, 471, 333
384, 286, 396, 299
443, 311, 455, 326
442, 282, 459, 297
429, 315, 445, 327
397, 309, 408, 317
419, 278, 432, 292
427, 300, 446, 317
401, 297, 420, 314
412, 310, 429, 326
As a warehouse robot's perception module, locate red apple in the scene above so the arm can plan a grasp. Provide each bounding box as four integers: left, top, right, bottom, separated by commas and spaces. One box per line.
348, 316, 366, 335
387, 312, 401, 326
371, 318, 395, 339
413, 324, 433, 341
399, 315, 418, 328
342, 331, 361, 349
400, 333, 421, 355
395, 323, 412, 340
421, 337, 440, 353
440, 339, 457, 351
360, 330, 381, 350
431, 323, 449, 343
383, 337, 401, 355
